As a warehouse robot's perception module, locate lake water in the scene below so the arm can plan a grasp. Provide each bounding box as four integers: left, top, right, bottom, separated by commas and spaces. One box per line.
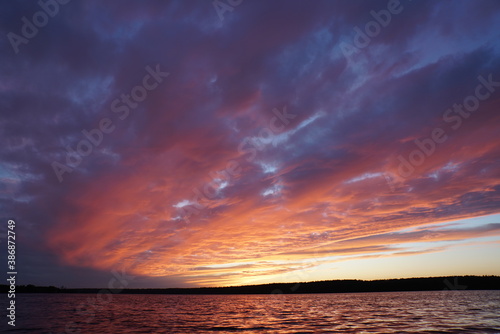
3, 290, 500, 333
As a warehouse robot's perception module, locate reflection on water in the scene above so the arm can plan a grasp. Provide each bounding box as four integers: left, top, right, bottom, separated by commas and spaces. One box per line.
4, 290, 500, 333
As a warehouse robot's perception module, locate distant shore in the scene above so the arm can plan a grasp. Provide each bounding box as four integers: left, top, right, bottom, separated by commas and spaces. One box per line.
1, 275, 499, 295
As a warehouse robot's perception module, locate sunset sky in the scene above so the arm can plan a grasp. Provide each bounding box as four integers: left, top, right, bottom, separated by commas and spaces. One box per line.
1, 0, 500, 288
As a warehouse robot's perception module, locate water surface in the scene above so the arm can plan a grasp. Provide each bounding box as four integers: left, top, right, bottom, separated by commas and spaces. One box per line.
4, 290, 500, 333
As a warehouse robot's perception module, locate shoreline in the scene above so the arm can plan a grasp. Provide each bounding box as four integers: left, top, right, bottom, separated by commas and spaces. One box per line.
3, 275, 498, 295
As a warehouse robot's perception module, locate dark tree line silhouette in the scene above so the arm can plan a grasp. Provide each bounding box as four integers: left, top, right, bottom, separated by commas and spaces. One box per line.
1, 276, 498, 294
